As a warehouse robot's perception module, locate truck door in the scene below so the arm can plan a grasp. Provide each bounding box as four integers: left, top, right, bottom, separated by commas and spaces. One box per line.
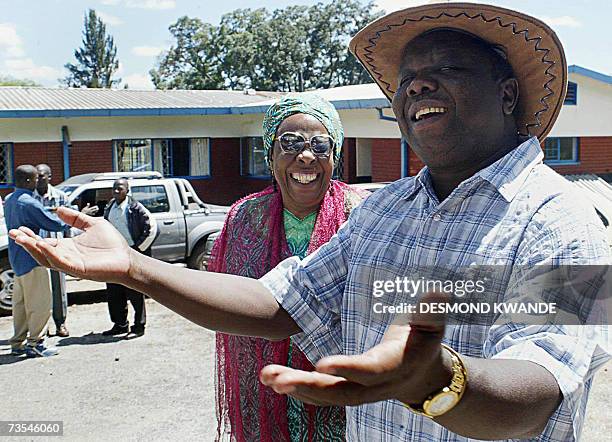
131, 184, 184, 261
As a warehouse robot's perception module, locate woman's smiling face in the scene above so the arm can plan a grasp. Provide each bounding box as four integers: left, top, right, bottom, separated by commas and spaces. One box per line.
271, 113, 334, 219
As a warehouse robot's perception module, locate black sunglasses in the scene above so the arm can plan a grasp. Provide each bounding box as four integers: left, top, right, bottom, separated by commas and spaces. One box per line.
274, 132, 334, 158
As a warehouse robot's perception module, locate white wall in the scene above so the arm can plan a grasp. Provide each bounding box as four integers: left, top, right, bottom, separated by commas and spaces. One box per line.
0, 114, 265, 143
356, 138, 373, 176
339, 109, 401, 138
548, 73, 612, 137
0, 108, 403, 143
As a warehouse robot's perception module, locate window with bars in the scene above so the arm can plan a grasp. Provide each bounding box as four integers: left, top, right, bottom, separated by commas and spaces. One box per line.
114, 138, 210, 177
241, 137, 270, 177
114, 139, 153, 172
543, 137, 578, 164
0, 143, 14, 185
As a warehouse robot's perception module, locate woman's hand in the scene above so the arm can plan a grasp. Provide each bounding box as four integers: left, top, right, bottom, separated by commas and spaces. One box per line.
9, 206, 132, 283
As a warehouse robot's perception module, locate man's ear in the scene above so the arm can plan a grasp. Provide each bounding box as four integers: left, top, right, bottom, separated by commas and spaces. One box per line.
500, 77, 519, 115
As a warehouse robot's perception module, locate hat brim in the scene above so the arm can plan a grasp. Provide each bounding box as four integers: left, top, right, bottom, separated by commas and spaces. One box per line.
349, 2, 567, 141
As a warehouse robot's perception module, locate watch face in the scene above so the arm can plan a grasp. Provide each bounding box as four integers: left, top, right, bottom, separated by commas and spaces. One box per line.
424, 391, 459, 417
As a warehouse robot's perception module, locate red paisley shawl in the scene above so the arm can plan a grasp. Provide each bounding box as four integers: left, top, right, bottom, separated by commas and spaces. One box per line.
210, 181, 367, 442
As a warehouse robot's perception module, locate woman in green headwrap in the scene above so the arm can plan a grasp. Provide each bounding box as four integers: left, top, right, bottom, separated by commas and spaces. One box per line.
210, 93, 368, 441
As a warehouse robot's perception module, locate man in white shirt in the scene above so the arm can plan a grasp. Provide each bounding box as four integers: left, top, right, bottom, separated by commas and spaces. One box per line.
101, 178, 157, 338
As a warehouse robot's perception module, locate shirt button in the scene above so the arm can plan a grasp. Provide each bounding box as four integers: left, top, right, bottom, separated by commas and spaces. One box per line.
432, 213, 442, 222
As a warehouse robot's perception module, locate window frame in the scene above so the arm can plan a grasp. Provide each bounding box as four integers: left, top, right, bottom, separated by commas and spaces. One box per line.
113, 138, 211, 179
181, 138, 211, 179
112, 139, 154, 173
543, 137, 580, 165
0, 142, 15, 187
240, 136, 270, 179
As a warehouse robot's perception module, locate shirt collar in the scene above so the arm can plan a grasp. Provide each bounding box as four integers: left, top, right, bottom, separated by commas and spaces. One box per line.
114, 198, 129, 210
34, 184, 55, 199
475, 136, 543, 202
401, 167, 429, 200
403, 137, 543, 203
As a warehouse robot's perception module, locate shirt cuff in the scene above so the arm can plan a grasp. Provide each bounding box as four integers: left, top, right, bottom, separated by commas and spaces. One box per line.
491, 336, 597, 441
259, 257, 342, 364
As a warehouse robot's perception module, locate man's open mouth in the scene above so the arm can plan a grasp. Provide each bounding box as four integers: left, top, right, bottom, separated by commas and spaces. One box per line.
290, 172, 319, 184
412, 106, 448, 122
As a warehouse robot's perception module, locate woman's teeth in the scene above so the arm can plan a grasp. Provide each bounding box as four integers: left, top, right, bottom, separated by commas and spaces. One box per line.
291, 173, 318, 184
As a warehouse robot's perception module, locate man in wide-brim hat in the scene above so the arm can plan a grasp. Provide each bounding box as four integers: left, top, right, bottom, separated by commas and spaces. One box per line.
263, 4, 608, 441
10, 3, 610, 441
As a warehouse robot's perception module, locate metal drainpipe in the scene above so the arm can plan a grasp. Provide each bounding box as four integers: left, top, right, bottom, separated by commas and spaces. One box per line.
61, 125, 71, 180
401, 139, 409, 178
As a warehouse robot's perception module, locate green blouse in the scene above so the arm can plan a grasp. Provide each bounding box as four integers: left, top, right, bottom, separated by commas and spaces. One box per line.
283, 209, 317, 259
285, 209, 343, 441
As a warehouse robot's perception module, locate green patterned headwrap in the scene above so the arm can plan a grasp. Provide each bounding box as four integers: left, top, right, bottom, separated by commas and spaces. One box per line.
262, 93, 344, 165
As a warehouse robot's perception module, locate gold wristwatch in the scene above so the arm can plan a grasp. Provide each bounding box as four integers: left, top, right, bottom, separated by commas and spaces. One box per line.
404, 344, 467, 418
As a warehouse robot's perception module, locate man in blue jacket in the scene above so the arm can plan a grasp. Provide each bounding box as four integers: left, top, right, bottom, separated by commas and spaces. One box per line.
5, 165, 70, 357
102, 178, 156, 338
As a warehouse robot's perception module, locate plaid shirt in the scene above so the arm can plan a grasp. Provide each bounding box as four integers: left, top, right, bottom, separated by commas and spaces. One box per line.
261, 137, 611, 441
33, 184, 70, 239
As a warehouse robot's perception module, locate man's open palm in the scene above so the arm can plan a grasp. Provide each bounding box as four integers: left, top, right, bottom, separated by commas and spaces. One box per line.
9, 207, 131, 283
260, 292, 450, 407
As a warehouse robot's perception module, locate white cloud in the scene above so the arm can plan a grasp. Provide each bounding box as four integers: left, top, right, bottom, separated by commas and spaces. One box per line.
4, 58, 62, 81
0, 23, 25, 57
126, 0, 176, 9
104, 0, 176, 9
97, 11, 123, 26
121, 73, 155, 89
540, 15, 582, 28
132, 45, 164, 57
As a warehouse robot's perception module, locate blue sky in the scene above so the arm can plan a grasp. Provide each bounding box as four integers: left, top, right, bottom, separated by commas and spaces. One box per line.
0, 0, 610, 89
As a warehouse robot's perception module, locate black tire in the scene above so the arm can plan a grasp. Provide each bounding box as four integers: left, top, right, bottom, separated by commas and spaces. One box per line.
187, 237, 215, 271
0, 256, 15, 316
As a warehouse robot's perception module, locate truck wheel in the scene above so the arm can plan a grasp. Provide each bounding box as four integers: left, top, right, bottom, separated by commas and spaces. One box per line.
0, 257, 15, 316
187, 238, 214, 271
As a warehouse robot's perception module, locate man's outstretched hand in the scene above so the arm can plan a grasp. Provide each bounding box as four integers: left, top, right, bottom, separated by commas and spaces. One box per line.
9, 206, 132, 283
260, 292, 453, 407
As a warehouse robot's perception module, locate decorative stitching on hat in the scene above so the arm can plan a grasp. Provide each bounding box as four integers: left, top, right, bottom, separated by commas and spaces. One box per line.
357, 10, 561, 137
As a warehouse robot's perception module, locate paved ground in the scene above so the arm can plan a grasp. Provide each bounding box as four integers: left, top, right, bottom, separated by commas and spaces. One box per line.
0, 281, 610, 441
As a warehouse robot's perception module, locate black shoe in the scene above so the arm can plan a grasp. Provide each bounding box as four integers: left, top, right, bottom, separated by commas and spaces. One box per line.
126, 326, 145, 339
102, 324, 129, 336
56, 324, 70, 337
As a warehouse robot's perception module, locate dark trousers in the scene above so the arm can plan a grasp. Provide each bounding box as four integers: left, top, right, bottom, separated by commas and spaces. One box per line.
106, 283, 146, 330
50, 270, 67, 327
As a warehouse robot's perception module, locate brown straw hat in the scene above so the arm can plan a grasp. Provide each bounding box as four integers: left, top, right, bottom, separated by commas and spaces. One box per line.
349, 2, 567, 141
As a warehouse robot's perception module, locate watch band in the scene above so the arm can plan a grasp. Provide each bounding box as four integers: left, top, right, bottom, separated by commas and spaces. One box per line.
403, 344, 468, 418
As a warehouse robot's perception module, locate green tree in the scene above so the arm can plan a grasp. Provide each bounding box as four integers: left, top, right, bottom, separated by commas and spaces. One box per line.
216, 8, 272, 90
0, 76, 41, 86
63, 9, 120, 88
308, 0, 382, 89
151, 0, 382, 92
151, 16, 224, 90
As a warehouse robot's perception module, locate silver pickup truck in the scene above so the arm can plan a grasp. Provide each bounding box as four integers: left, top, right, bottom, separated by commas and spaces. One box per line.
0, 172, 228, 314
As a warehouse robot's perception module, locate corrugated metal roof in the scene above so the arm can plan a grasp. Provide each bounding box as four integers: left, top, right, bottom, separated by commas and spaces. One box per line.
0, 85, 390, 118
0, 87, 282, 111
